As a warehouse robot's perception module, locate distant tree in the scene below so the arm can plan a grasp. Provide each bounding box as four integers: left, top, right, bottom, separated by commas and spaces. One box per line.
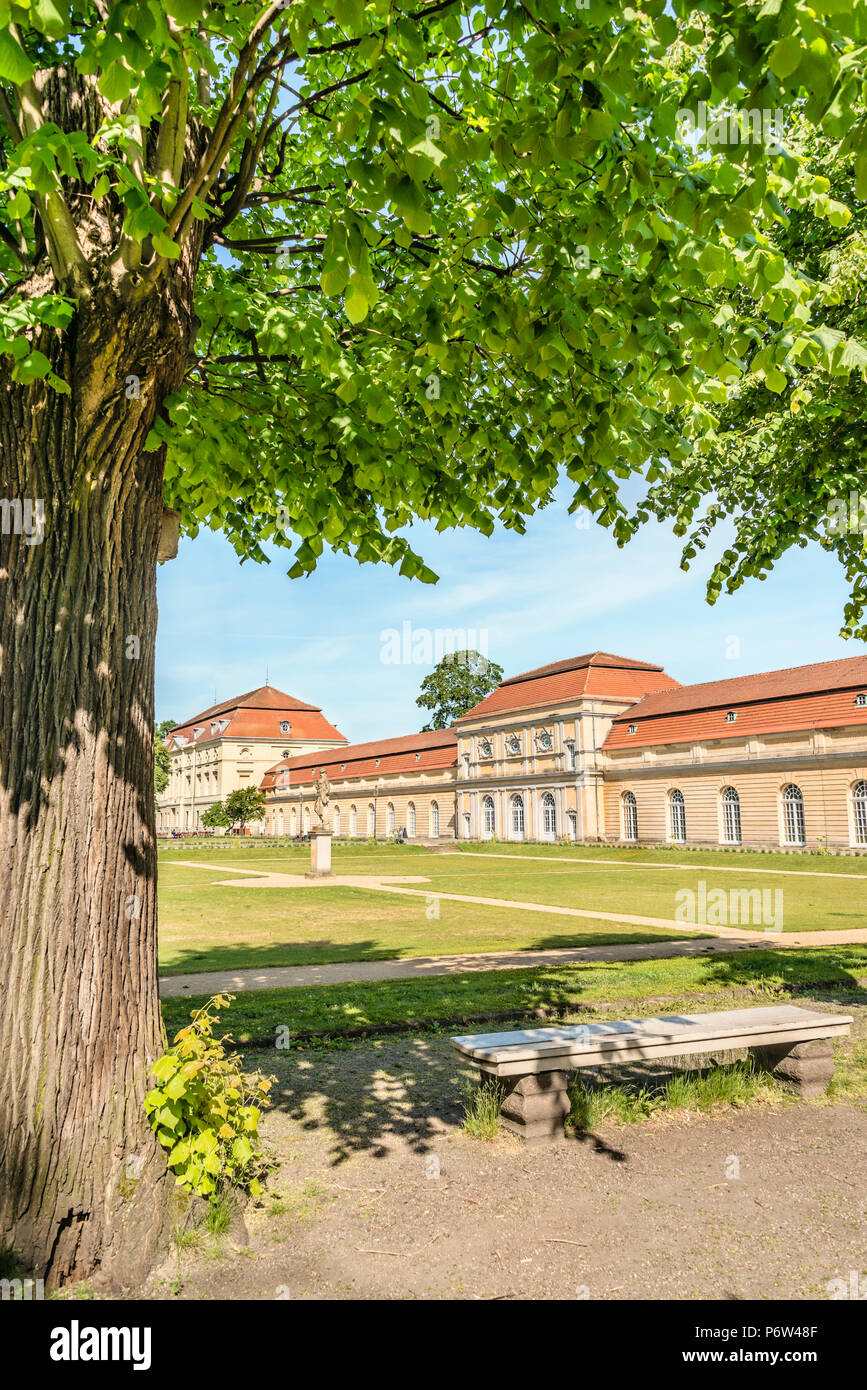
416, 651, 504, 730
223, 788, 267, 833
201, 802, 231, 831
154, 719, 175, 801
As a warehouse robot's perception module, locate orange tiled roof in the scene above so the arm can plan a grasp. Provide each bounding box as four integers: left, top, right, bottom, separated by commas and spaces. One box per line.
169, 684, 347, 747
262, 728, 457, 790
604, 655, 867, 749
457, 651, 680, 721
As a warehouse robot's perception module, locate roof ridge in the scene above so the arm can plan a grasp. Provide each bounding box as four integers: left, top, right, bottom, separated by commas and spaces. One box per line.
172, 684, 320, 729
611, 654, 867, 722
269, 726, 457, 771
501, 650, 664, 687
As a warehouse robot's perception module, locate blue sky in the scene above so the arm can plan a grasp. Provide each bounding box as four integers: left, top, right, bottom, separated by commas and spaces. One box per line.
156, 477, 865, 740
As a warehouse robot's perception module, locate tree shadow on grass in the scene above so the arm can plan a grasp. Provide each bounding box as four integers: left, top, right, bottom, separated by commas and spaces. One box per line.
160, 937, 420, 977
697, 945, 867, 1007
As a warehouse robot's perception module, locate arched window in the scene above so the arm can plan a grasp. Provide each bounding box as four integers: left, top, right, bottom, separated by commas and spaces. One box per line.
621, 791, 637, 842
462, 811, 471, 838
333, 805, 340, 835
721, 786, 741, 844
511, 794, 525, 840
782, 784, 805, 845
567, 810, 577, 842
290, 808, 297, 836
852, 781, 867, 845
368, 803, 376, 836
542, 792, 556, 839
482, 794, 495, 839
407, 802, 416, 838
669, 788, 686, 843
387, 802, 395, 834
350, 805, 357, 837
430, 801, 439, 837
277, 810, 284, 835
303, 806, 310, 832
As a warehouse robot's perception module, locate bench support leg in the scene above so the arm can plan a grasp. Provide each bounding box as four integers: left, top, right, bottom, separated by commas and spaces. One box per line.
498, 1070, 571, 1144
750, 1039, 834, 1098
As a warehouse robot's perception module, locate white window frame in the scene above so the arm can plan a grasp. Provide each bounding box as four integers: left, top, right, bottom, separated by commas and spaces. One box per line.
851, 781, 867, 846
669, 788, 686, 843
482, 794, 495, 839
781, 784, 805, 846
541, 792, 556, 840
720, 786, 741, 845
510, 794, 525, 840
430, 801, 439, 838
407, 802, 416, 838
621, 791, 637, 842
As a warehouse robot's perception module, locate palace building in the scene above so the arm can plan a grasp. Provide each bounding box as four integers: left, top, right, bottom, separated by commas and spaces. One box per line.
163, 650, 867, 850
260, 727, 458, 841
156, 685, 347, 832
257, 650, 867, 851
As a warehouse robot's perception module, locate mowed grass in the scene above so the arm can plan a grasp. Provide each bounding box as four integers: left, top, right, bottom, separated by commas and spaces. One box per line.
160, 943, 867, 1052
157, 860, 692, 976
157, 840, 867, 976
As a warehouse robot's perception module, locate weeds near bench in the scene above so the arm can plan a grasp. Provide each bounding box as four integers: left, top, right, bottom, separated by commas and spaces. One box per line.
462, 1077, 506, 1139
569, 1057, 778, 1131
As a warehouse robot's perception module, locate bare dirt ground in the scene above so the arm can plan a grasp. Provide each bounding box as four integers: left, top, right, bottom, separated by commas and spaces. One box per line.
141, 998, 867, 1302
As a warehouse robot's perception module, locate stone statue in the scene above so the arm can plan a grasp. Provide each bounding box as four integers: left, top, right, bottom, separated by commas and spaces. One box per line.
313, 769, 330, 827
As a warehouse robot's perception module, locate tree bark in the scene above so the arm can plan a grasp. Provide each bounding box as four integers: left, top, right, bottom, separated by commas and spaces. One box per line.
0, 275, 195, 1286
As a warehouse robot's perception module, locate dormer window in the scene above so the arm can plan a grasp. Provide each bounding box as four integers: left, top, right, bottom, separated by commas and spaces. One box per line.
415, 753, 420, 761
341, 763, 346, 771
279, 721, 291, 734
628, 724, 636, 735
856, 693, 867, 707
193, 727, 203, 740
375, 758, 381, 767
726, 710, 737, 723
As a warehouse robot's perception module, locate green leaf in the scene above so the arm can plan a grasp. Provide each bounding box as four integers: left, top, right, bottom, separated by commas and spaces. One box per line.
768, 36, 802, 80
153, 232, 181, 260
0, 31, 35, 85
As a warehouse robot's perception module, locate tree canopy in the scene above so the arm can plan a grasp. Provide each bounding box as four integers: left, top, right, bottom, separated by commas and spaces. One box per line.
416, 647, 503, 728
224, 786, 267, 829
1, 1, 866, 614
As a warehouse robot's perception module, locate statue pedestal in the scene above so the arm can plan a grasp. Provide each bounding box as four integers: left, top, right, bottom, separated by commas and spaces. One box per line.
305, 827, 333, 878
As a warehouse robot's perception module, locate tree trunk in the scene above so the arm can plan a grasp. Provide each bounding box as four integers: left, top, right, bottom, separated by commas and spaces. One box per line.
0, 278, 194, 1287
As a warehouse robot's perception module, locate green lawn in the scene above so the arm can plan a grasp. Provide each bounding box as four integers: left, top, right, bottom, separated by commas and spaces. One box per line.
160, 944, 867, 1061
157, 840, 867, 976
157, 863, 693, 976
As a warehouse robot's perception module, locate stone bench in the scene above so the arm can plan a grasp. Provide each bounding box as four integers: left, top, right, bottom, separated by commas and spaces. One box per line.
452, 1005, 853, 1144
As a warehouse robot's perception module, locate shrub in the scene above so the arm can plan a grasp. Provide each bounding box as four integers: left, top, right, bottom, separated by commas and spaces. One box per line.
146, 994, 276, 1205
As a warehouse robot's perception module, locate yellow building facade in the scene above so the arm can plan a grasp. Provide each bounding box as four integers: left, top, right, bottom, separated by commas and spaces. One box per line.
255, 649, 867, 853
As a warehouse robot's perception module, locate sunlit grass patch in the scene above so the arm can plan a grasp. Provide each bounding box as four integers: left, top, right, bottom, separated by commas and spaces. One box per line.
568, 1056, 781, 1132
461, 1076, 506, 1140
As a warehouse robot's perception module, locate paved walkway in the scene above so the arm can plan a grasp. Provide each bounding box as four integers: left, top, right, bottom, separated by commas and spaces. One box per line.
159, 858, 867, 999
